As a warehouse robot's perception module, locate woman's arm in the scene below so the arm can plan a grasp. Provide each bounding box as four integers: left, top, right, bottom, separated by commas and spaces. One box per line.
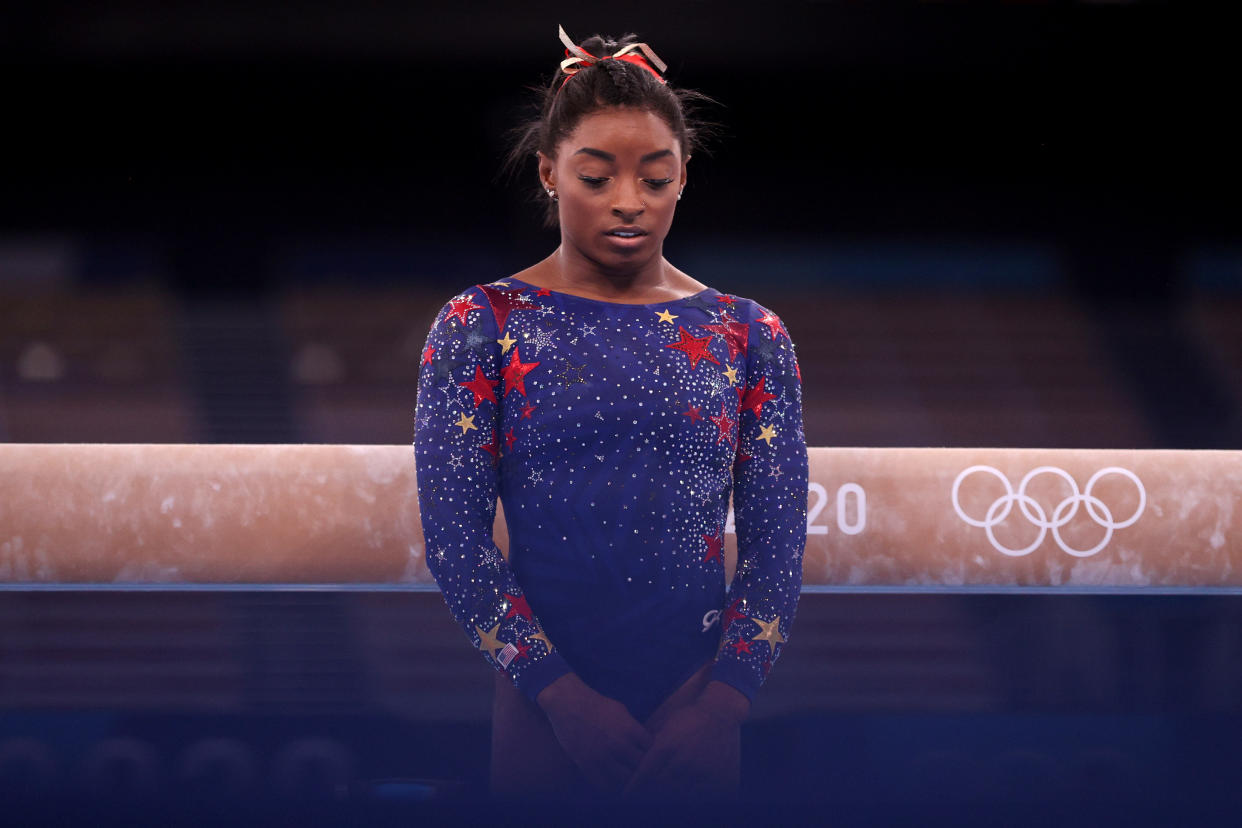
414, 287, 571, 700
711, 302, 809, 703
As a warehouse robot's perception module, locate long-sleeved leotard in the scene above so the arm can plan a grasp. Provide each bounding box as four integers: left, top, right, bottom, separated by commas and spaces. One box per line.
414, 277, 808, 722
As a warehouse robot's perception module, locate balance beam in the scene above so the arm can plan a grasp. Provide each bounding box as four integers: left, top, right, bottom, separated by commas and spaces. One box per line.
1, 445, 1238, 587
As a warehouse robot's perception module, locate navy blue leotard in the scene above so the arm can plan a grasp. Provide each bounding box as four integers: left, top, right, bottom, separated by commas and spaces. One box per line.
414, 277, 808, 721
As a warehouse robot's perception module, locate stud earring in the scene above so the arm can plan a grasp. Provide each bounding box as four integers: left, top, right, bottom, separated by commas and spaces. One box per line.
546, 188, 558, 201
677, 189, 684, 201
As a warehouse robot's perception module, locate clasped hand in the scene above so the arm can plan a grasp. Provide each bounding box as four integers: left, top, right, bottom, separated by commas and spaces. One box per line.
537, 673, 744, 798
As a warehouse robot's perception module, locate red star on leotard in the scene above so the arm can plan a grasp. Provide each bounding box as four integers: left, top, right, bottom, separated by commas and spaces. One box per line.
664, 326, 720, 370
757, 309, 788, 341
736, 376, 778, 419
535, 287, 552, 297
708, 401, 736, 445
442, 294, 483, 328
511, 639, 533, 662
421, 346, 435, 366
504, 428, 516, 451
716, 295, 737, 305
683, 404, 703, 424
501, 346, 540, 397
459, 365, 498, 408
722, 597, 747, 631
700, 312, 749, 362
520, 402, 537, 419
504, 592, 533, 621
702, 532, 723, 564
730, 637, 753, 655
480, 429, 501, 465
478, 284, 541, 332
735, 449, 752, 464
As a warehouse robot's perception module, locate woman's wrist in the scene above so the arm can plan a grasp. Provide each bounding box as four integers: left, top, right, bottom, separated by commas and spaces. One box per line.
534, 671, 586, 714
696, 680, 751, 725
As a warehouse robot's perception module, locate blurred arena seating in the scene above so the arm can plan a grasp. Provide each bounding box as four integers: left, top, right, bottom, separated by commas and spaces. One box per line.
787, 290, 1151, 448
0, 279, 1232, 451
0, 287, 199, 442
274, 283, 1150, 449
1186, 294, 1242, 418
278, 286, 439, 444
5, 589, 1242, 817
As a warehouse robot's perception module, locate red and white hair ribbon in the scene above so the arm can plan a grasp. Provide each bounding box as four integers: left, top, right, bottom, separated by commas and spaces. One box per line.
557, 24, 668, 88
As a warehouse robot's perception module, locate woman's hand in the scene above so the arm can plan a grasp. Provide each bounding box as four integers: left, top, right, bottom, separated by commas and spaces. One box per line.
536, 673, 653, 794
623, 680, 749, 798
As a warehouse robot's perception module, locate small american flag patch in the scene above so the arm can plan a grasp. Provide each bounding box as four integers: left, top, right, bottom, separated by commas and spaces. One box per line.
497, 643, 519, 668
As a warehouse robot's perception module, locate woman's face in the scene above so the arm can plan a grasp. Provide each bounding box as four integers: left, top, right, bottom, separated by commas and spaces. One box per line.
539, 107, 688, 271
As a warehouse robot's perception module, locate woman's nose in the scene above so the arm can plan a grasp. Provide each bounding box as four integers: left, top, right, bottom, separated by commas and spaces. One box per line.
612, 179, 645, 218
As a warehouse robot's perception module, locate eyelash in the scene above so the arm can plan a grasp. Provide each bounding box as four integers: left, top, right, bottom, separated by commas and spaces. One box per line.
579, 176, 674, 189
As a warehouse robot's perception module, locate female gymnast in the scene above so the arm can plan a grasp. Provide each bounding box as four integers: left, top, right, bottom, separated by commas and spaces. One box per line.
413, 25, 808, 800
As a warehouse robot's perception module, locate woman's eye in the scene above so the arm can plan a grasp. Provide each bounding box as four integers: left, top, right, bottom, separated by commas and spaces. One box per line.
577, 177, 674, 189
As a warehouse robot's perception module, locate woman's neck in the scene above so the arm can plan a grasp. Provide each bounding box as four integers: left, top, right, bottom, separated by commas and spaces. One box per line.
544, 245, 672, 300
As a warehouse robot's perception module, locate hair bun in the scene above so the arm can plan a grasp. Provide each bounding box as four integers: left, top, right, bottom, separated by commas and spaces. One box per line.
575, 33, 641, 62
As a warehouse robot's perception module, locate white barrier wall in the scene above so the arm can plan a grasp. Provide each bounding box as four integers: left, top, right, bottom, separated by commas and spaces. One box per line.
0, 444, 1238, 587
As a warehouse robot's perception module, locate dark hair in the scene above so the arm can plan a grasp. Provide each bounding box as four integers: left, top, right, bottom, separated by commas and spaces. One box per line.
502, 31, 721, 229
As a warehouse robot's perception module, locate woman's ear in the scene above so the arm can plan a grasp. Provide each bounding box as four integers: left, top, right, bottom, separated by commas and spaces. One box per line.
537, 151, 555, 191
679, 155, 690, 191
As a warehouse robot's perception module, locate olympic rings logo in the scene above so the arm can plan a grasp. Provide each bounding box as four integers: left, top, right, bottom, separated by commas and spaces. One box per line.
951, 466, 1146, 558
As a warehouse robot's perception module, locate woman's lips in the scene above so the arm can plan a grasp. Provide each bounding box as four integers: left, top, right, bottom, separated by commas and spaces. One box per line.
604, 232, 648, 249
604, 227, 648, 249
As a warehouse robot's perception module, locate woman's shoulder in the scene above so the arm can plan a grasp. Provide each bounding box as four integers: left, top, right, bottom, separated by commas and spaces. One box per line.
663, 262, 711, 298
429, 278, 525, 309
706, 286, 780, 320
719, 286, 788, 317
661, 266, 772, 314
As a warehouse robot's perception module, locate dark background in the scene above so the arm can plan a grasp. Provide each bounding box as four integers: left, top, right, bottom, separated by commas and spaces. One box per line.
3, 2, 1242, 822
7, 2, 1240, 287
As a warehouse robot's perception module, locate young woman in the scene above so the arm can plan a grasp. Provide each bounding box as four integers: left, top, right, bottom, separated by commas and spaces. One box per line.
414, 26, 808, 800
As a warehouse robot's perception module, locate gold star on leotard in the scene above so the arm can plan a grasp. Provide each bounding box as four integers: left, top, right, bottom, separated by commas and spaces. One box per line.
757, 424, 777, 446
454, 413, 477, 435
723, 365, 739, 385
530, 629, 555, 653
750, 616, 786, 652
655, 309, 678, 324
497, 332, 517, 354
475, 623, 506, 659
